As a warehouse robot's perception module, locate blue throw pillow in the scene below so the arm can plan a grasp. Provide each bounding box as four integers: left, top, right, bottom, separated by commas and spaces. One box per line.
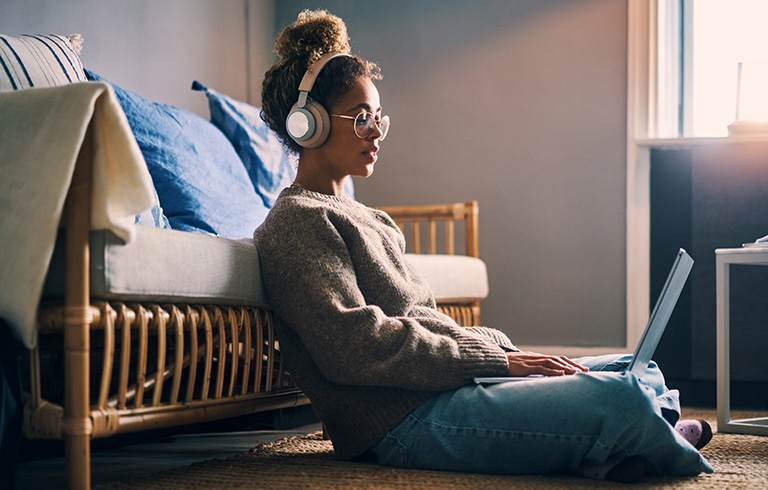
192, 81, 354, 207
86, 71, 269, 238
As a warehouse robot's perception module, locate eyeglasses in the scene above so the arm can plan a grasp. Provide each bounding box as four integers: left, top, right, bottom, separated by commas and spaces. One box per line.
330, 111, 390, 141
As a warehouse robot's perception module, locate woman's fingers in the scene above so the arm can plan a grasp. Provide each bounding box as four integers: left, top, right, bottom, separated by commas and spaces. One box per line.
505, 351, 589, 377
557, 355, 590, 372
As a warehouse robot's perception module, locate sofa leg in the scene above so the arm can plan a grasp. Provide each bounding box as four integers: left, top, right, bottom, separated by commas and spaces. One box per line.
64, 332, 92, 489
63, 308, 94, 490
65, 428, 91, 490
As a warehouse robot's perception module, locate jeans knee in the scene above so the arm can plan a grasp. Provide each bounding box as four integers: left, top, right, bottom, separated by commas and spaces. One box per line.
590, 373, 657, 417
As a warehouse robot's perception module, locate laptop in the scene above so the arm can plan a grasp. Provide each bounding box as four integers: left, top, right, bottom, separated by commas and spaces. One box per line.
474, 248, 694, 383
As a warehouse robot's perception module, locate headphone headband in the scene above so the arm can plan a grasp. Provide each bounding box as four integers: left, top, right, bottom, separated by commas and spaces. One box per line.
296, 52, 351, 107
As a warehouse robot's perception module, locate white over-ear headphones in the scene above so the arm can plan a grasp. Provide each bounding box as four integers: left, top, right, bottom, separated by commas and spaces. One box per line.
286, 52, 351, 148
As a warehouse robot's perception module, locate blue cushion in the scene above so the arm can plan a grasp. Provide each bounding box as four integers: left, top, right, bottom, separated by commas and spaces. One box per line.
192, 81, 354, 207
86, 71, 269, 239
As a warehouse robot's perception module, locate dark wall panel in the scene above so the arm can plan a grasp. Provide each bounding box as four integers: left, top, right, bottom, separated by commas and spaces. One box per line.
651, 142, 768, 409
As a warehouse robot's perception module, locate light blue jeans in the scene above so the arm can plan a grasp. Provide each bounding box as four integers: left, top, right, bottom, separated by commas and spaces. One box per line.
372, 354, 713, 477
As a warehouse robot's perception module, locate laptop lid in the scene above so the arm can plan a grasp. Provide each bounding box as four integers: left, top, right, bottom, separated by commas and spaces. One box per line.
627, 248, 693, 377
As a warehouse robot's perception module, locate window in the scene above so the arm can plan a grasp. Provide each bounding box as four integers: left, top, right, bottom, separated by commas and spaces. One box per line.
656, 0, 768, 138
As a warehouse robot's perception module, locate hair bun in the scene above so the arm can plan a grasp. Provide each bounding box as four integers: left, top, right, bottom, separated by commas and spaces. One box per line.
274, 9, 351, 67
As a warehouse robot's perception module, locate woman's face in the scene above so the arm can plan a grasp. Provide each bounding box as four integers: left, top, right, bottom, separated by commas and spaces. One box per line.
315, 76, 384, 180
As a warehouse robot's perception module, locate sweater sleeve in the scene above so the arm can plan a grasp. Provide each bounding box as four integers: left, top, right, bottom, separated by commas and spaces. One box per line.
464, 327, 520, 352
255, 198, 509, 392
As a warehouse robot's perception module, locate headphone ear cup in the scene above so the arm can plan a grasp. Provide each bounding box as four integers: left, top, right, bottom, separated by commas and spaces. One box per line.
298, 100, 331, 148
286, 104, 315, 144
286, 100, 331, 148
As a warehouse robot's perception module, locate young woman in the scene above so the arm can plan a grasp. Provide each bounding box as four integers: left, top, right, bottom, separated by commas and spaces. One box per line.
255, 9, 713, 482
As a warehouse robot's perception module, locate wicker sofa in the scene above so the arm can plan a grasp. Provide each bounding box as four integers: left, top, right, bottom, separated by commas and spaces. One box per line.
0, 34, 489, 489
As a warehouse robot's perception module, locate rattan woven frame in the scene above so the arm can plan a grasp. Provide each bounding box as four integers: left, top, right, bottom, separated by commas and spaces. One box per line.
26, 302, 305, 441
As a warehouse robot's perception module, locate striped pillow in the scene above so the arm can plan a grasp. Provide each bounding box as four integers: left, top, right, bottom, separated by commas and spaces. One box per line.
0, 34, 87, 91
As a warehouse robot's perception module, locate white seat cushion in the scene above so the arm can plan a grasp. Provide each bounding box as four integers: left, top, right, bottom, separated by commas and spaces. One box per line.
405, 254, 489, 302
44, 227, 488, 309
44, 226, 270, 308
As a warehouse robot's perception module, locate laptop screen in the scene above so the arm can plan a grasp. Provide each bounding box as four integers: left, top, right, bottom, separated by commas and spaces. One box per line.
627, 248, 694, 377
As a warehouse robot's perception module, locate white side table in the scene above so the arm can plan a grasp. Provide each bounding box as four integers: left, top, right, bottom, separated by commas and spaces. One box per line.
716, 246, 768, 435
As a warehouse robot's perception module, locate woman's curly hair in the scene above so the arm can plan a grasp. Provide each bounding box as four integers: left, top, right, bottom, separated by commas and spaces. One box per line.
261, 9, 381, 154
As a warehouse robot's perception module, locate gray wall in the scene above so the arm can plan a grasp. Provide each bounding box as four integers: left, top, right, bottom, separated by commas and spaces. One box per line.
275, 0, 629, 347
2, 0, 629, 348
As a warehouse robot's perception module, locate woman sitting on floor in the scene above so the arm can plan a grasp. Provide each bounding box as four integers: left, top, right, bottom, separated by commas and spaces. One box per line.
254, 9, 713, 483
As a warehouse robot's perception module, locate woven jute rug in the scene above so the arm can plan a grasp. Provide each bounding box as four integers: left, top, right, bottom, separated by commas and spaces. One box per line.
96, 409, 768, 489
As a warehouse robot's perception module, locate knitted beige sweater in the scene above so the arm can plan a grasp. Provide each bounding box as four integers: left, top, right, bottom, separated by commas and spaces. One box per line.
254, 186, 516, 459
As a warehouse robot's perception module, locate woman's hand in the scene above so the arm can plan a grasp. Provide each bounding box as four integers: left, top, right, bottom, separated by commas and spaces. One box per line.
505, 351, 589, 377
